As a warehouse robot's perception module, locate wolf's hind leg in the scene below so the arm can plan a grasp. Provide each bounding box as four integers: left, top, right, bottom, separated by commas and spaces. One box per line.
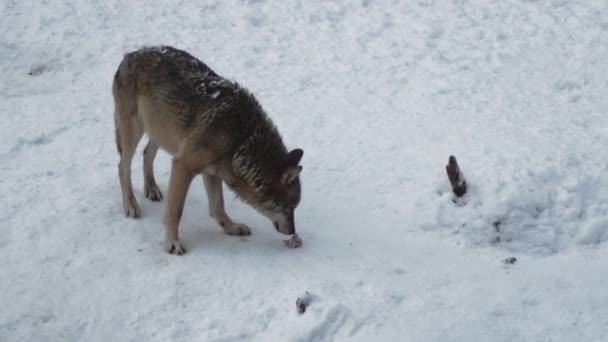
115, 114, 144, 218
202, 174, 251, 236
143, 140, 163, 201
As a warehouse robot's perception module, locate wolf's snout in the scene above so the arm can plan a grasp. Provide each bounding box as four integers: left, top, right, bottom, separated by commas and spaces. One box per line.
274, 220, 295, 235
285, 225, 295, 235
273, 210, 296, 235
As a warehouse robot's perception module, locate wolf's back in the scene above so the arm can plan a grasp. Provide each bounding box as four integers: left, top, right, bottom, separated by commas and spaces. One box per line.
113, 46, 287, 162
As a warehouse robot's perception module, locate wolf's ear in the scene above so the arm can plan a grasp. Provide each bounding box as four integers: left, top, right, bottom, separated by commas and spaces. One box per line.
286, 148, 304, 166
281, 166, 302, 185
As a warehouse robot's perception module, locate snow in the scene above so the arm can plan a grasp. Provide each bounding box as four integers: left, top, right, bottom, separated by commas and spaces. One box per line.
425, 163, 608, 255
1, 0, 608, 341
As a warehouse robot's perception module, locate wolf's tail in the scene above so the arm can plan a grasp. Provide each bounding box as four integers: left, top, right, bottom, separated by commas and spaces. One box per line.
113, 68, 123, 156
114, 121, 122, 156
114, 112, 122, 156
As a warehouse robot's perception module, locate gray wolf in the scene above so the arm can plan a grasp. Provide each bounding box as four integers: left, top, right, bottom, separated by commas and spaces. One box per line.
112, 46, 303, 255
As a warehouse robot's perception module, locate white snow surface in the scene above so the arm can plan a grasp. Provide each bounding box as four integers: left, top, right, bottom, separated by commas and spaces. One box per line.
2, 0, 608, 341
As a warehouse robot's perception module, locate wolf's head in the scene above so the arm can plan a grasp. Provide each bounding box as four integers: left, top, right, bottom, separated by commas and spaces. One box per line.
231, 147, 304, 235
263, 148, 303, 235
225, 87, 304, 235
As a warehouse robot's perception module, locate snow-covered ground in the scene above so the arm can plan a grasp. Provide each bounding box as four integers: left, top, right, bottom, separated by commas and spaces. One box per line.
2, 0, 608, 340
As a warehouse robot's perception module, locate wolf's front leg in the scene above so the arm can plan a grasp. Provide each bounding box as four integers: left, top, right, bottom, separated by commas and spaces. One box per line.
164, 158, 195, 255
202, 174, 251, 236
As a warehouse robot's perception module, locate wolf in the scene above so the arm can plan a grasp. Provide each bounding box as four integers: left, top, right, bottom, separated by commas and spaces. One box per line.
112, 46, 303, 255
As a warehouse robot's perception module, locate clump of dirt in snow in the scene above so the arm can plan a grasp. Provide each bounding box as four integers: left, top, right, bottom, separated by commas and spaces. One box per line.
502, 257, 517, 265
296, 291, 313, 314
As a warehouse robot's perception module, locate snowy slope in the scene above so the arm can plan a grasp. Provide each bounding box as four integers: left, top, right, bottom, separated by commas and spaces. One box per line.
2, 0, 608, 341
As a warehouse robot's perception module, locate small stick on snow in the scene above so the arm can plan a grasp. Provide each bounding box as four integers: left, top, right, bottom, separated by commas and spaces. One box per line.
446, 155, 467, 197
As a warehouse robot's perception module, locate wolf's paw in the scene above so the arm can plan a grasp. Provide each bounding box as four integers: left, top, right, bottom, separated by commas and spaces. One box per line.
123, 197, 141, 218
165, 240, 186, 255
222, 222, 252, 236
145, 183, 163, 202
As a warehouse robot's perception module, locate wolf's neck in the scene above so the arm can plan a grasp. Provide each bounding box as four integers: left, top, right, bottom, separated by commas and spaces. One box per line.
231, 135, 287, 194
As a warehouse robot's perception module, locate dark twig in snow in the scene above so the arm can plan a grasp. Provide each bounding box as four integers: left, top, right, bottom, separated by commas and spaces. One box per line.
446, 155, 467, 197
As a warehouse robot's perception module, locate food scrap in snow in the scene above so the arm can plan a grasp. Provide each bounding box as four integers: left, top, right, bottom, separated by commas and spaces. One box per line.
283, 234, 303, 248
296, 291, 313, 314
